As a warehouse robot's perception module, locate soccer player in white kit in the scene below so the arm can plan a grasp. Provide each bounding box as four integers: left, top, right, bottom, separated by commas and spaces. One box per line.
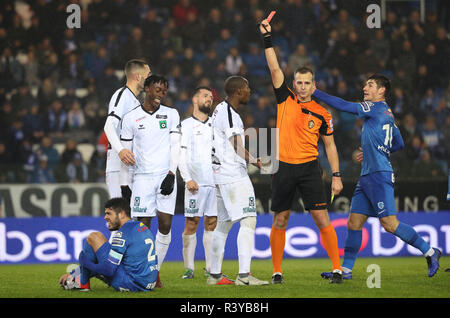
178, 86, 218, 279
103, 59, 150, 198
119, 74, 181, 287
207, 76, 269, 286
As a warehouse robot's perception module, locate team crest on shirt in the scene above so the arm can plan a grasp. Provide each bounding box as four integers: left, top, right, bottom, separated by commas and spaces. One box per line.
159, 120, 167, 129
308, 120, 315, 129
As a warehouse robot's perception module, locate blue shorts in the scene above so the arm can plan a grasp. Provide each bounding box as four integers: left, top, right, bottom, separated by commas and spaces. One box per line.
96, 243, 154, 292
350, 171, 396, 218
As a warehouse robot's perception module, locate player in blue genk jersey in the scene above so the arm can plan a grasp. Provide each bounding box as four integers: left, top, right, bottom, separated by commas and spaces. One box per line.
59, 197, 158, 292
312, 74, 441, 279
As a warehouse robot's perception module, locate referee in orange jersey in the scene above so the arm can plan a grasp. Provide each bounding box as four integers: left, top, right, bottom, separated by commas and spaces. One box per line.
259, 18, 344, 284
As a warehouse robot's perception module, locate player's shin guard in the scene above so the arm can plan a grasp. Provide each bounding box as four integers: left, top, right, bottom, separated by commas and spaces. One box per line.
320, 224, 342, 271
210, 221, 232, 275
203, 230, 213, 273
394, 222, 431, 255
156, 230, 171, 270
342, 229, 362, 271
237, 216, 256, 274
182, 233, 196, 271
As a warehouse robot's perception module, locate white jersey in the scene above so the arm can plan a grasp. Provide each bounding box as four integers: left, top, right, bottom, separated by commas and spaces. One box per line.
179, 116, 214, 186
120, 104, 180, 175
106, 86, 141, 173
211, 101, 248, 184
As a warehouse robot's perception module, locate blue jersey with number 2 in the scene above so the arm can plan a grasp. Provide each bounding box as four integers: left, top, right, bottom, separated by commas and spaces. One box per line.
357, 101, 403, 176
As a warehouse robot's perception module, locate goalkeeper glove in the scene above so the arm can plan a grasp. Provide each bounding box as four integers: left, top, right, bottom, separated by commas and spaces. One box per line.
121, 185, 132, 202
160, 173, 175, 195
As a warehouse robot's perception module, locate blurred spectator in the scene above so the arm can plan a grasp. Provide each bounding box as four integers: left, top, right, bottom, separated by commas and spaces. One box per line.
23, 50, 40, 87
67, 101, 86, 131
0, 47, 24, 91
420, 115, 445, 159
252, 96, 275, 128
225, 47, 243, 75
419, 88, 440, 114
61, 138, 80, 166
216, 28, 238, 60
89, 144, 107, 182
27, 154, 56, 183
404, 134, 424, 162
10, 85, 37, 115
172, 0, 198, 28
410, 149, 444, 180
22, 104, 45, 143
37, 136, 59, 171
46, 100, 67, 136
37, 77, 58, 111
287, 44, 314, 74
66, 152, 89, 183
399, 113, 419, 143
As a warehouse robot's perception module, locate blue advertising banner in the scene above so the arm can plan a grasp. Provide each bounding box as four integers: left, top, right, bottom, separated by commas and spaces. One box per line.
1, 212, 449, 264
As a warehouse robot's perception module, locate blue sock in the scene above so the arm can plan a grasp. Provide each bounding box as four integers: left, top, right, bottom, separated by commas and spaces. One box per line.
79, 240, 98, 285
393, 222, 431, 255
342, 229, 362, 271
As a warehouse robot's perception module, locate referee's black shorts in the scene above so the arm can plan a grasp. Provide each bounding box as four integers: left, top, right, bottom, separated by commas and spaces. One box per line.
270, 159, 328, 212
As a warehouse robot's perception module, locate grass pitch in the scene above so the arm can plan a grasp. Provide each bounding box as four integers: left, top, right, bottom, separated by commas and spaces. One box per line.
0, 257, 449, 299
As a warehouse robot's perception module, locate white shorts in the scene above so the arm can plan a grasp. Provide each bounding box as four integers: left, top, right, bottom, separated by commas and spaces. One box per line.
131, 173, 177, 218
184, 186, 217, 218
216, 176, 257, 223
105, 171, 121, 198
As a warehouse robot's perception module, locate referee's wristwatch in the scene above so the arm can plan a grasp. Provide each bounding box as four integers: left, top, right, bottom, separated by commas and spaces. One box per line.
332, 172, 342, 177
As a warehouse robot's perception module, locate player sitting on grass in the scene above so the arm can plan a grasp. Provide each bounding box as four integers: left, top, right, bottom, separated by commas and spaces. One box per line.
58, 197, 158, 291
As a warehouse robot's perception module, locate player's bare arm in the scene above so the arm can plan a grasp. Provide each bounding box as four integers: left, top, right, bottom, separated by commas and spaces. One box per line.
321, 134, 343, 196
259, 19, 284, 89
230, 135, 262, 169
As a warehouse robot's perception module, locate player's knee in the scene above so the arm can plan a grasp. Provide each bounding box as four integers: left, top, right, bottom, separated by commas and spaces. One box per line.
273, 211, 289, 229
184, 218, 199, 234
240, 216, 256, 231
86, 232, 106, 246
204, 216, 217, 232
380, 218, 398, 234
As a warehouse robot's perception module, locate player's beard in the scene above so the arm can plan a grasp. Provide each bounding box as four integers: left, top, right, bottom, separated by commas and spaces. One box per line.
198, 104, 211, 115
107, 216, 121, 231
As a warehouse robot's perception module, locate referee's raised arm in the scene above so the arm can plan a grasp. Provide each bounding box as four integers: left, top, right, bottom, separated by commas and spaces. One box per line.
258, 19, 284, 89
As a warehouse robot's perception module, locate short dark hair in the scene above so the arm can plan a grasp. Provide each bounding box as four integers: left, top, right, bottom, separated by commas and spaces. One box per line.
224, 76, 248, 97
192, 86, 212, 98
144, 74, 169, 89
124, 59, 148, 77
294, 66, 314, 77
104, 197, 131, 217
367, 74, 390, 97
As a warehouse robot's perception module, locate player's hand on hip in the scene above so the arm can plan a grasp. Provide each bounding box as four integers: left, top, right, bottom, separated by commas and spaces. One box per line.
160, 172, 175, 195
119, 148, 136, 166
186, 180, 199, 194
352, 147, 363, 163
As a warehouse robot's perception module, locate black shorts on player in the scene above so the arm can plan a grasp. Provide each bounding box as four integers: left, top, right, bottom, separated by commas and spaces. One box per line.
271, 159, 328, 212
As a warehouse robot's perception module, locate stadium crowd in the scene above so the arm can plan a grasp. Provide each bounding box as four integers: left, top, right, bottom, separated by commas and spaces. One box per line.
0, 0, 448, 184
